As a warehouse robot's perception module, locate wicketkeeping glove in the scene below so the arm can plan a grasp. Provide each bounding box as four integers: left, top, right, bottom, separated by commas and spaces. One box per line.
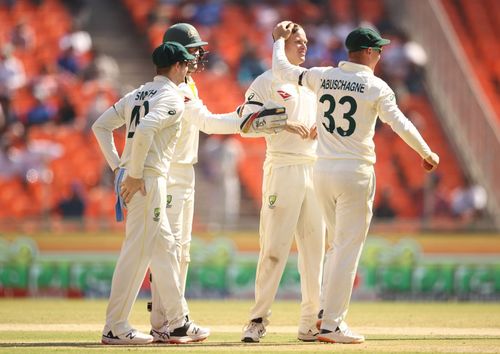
240, 106, 288, 134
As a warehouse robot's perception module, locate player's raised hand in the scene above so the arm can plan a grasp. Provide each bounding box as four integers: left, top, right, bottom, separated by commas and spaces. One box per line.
120, 176, 146, 203
422, 151, 440, 172
285, 121, 310, 139
272, 21, 293, 41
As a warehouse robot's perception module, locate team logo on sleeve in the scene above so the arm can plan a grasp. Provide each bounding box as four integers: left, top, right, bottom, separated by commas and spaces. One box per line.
268, 195, 277, 209
168, 110, 176, 115
153, 207, 161, 221
166, 195, 173, 208
277, 90, 292, 100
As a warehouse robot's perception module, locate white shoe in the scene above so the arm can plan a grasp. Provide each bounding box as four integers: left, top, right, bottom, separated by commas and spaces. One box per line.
101, 329, 153, 345
168, 321, 210, 344
150, 324, 170, 343
297, 327, 319, 342
241, 318, 266, 343
317, 322, 365, 344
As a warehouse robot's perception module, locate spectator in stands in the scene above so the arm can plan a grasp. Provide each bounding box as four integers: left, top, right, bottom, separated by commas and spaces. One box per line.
57, 93, 77, 125
26, 97, 57, 126
0, 137, 18, 178
0, 45, 26, 96
59, 23, 92, 58
237, 41, 268, 87
83, 47, 120, 86
193, 1, 223, 26
8, 122, 63, 185
57, 45, 81, 75
10, 19, 35, 51
56, 181, 86, 222
374, 187, 396, 219
450, 179, 488, 224
203, 34, 229, 75
30, 64, 60, 101
0, 95, 17, 133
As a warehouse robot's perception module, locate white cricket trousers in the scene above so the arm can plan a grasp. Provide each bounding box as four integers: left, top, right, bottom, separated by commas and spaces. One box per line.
250, 162, 325, 332
104, 175, 188, 336
150, 164, 194, 328
313, 159, 375, 331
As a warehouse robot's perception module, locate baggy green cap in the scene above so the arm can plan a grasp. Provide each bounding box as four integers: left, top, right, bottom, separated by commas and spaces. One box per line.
152, 41, 195, 68
345, 27, 391, 52
163, 23, 208, 48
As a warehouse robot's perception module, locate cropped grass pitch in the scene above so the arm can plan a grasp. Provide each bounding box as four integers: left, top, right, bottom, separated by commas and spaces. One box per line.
0, 299, 499, 353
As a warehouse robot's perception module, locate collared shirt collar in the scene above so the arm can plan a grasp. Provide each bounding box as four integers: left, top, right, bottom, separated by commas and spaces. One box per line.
153, 75, 182, 93
338, 61, 374, 74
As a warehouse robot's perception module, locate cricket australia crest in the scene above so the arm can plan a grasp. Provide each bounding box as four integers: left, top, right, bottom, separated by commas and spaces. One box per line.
268, 195, 277, 209
153, 207, 161, 221
166, 195, 173, 208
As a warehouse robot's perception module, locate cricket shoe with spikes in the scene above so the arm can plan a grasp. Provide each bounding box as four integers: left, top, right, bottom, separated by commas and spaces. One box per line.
167, 321, 210, 344
101, 329, 153, 345
317, 321, 365, 344
241, 318, 266, 343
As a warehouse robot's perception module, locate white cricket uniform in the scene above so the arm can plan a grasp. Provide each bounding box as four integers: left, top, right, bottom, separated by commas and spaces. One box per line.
92, 75, 189, 336
150, 76, 242, 327
273, 39, 433, 331
241, 69, 325, 333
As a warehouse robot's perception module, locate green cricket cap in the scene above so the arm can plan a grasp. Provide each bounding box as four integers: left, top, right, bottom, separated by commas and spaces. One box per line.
163, 23, 208, 48
152, 41, 195, 68
345, 27, 391, 52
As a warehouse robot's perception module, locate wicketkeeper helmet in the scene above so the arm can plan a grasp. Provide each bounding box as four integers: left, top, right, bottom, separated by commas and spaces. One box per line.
163, 23, 208, 48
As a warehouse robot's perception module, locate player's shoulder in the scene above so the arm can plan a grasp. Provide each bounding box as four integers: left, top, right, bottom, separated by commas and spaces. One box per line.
370, 75, 393, 95
308, 65, 335, 76
244, 70, 272, 98
251, 69, 273, 87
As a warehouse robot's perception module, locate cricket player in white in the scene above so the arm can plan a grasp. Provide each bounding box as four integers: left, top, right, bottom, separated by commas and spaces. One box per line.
93, 42, 209, 345
272, 23, 440, 344
240, 24, 326, 343
148, 24, 299, 339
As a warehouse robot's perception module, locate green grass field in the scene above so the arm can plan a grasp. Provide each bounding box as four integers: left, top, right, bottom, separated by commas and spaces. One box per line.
0, 299, 499, 353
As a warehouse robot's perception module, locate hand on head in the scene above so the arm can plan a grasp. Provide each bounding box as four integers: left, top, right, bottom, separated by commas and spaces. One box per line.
272, 21, 293, 41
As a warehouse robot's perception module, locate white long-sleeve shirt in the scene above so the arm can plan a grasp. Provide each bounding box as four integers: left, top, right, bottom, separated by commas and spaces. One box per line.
272, 38, 432, 165
172, 78, 241, 165
92, 75, 184, 178
241, 70, 317, 166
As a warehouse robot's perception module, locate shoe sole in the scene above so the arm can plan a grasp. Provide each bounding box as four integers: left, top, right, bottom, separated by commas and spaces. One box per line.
101, 339, 154, 345
241, 337, 260, 343
317, 335, 364, 344
167, 336, 209, 344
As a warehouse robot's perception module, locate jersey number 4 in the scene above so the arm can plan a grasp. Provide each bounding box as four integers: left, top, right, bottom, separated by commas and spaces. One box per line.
320, 94, 357, 137
127, 101, 150, 138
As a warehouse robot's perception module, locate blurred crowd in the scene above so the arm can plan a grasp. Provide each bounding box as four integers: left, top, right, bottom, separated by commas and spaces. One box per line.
0, 0, 490, 230
0, 0, 119, 226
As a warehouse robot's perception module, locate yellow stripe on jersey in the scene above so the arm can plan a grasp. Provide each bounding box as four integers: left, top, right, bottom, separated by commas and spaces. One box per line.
188, 81, 198, 99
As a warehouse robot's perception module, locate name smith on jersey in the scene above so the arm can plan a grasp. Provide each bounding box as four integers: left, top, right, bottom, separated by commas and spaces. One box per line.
320, 79, 365, 93
135, 89, 158, 101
